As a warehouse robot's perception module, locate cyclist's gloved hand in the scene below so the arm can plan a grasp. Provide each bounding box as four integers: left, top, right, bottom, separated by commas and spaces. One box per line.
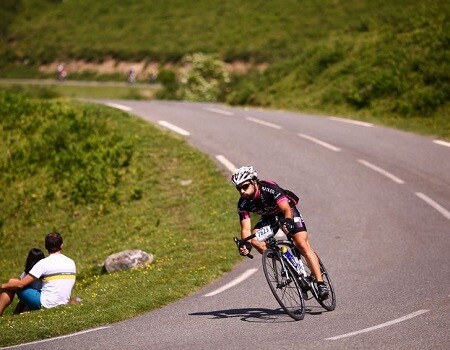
237, 240, 252, 256
280, 218, 295, 234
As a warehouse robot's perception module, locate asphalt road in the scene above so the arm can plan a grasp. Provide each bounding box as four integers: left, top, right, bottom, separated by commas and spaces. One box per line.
8, 100, 449, 350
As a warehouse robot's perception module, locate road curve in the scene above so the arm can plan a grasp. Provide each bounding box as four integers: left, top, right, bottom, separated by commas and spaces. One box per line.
9, 100, 449, 350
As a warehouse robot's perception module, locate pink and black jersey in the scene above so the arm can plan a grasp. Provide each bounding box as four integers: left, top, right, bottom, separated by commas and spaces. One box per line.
237, 180, 292, 220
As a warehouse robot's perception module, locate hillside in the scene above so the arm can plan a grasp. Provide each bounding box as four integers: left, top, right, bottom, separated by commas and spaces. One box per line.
1, 0, 449, 138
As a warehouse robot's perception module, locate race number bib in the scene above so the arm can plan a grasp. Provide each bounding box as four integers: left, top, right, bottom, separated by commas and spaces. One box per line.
256, 225, 274, 242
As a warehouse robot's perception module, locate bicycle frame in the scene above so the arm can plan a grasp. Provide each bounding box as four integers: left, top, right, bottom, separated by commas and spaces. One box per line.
274, 238, 319, 301
234, 219, 336, 314
239, 230, 316, 297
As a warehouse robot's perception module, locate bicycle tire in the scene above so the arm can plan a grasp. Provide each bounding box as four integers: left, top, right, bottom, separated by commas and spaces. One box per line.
298, 252, 336, 311
262, 248, 306, 321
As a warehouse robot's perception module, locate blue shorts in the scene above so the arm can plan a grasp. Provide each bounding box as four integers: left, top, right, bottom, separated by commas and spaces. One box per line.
17, 287, 42, 310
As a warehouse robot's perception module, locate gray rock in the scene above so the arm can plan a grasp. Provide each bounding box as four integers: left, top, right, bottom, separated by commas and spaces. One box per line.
103, 249, 154, 273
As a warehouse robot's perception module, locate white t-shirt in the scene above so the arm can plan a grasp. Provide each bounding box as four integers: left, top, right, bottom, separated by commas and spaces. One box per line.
29, 253, 76, 308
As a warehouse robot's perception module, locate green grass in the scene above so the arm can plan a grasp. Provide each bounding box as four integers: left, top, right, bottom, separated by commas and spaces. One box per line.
0, 81, 158, 100
0, 91, 241, 347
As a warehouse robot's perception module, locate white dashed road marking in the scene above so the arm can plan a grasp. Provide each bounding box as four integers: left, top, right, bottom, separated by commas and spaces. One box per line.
358, 159, 405, 184
158, 121, 190, 136
415, 192, 450, 220
205, 107, 234, 116
299, 133, 341, 152
216, 155, 237, 173
433, 140, 450, 147
246, 117, 282, 129
328, 116, 374, 127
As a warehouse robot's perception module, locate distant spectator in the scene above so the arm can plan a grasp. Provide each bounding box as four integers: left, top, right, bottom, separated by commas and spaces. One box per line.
127, 67, 136, 84
56, 64, 67, 81
0, 248, 45, 316
0, 232, 76, 315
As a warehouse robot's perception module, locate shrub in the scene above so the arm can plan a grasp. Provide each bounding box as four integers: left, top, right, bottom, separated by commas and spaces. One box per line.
155, 68, 180, 100
157, 53, 230, 102
0, 92, 135, 209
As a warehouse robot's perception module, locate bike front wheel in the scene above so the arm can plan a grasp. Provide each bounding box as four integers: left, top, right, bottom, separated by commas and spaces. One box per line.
262, 248, 306, 320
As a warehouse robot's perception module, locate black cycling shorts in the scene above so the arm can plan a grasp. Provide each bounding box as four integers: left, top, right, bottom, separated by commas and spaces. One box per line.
254, 207, 307, 234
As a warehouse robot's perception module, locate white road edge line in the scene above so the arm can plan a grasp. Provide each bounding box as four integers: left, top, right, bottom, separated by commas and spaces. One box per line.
433, 140, 450, 148
327, 309, 429, 340
205, 107, 234, 116
216, 155, 237, 173
357, 159, 405, 184
246, 117, 282, 130
158, 120, 190, 136
105, 102, 132, 112
298, 133, 341, 152
204, 268, 258, 297
1, 326, 112, 349
328, 116, 374, 127
415, 192, 450, 220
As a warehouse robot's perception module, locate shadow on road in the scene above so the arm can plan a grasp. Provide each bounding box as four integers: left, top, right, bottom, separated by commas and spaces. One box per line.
189, 306, 323, 323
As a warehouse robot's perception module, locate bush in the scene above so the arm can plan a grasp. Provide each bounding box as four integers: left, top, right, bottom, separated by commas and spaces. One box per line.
155, 68, 180, 100
157, 53, 230, 102
0, 92, 135, 209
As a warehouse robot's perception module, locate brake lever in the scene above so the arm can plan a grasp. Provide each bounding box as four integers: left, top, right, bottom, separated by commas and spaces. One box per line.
233, 237, 253, 259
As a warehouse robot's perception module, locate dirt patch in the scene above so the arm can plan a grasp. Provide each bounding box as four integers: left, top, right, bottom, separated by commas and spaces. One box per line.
40, 59, 159, 77
39, 59, 267, 79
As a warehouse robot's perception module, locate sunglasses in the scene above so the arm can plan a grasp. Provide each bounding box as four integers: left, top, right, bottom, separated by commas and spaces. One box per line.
236, 182, 251, 191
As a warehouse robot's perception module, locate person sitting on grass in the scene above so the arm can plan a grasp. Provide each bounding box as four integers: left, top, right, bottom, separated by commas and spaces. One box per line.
0, 232, 76, 315
0, 248, 45, 316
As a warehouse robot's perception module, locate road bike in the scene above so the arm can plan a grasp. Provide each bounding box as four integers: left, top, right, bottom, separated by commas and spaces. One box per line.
234, 220, 336, 321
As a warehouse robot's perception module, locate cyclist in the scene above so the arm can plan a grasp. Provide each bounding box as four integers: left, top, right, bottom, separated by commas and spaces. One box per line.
232, 165, 329, 300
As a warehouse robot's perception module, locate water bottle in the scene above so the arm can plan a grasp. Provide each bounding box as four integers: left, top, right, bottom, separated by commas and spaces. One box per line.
281, 246, 300, 273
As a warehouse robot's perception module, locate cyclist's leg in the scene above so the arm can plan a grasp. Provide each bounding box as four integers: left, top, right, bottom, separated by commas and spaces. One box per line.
289, 207, 323, 283
292, 231, 323, 282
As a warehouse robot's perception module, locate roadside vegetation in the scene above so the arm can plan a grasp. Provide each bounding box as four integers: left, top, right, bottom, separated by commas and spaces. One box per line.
0, 0, 448, 139
0, 90, 240, 346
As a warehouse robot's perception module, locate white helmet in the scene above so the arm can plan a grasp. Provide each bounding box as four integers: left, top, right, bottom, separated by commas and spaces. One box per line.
231, 166, 258, 186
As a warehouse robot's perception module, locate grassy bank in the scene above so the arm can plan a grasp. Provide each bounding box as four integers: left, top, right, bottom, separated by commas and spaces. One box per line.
0, 91, 241, 347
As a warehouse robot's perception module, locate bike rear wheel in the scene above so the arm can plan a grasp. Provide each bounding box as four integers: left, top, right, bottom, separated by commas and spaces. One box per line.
262, 248, 306, 320
299, 252, 336, 311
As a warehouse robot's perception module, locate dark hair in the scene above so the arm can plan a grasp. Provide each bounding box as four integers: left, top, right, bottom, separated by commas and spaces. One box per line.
24, 248, 45, 274
45, 231, 63, 253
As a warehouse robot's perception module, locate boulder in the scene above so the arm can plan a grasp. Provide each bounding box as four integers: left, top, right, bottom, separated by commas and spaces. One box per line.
103, 249, 154, 273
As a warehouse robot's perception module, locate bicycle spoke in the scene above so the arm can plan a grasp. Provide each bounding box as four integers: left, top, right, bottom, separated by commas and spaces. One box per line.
262, 249, 305, 320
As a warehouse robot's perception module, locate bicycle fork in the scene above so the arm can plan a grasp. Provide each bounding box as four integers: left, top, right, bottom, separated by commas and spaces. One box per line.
277, 256, 294, 289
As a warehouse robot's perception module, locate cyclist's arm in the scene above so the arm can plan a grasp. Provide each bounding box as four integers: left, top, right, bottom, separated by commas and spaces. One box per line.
278, 199, 293, 219
240, 217, 252, 240
240, 217, 266, 254
277, 198, 296, 234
